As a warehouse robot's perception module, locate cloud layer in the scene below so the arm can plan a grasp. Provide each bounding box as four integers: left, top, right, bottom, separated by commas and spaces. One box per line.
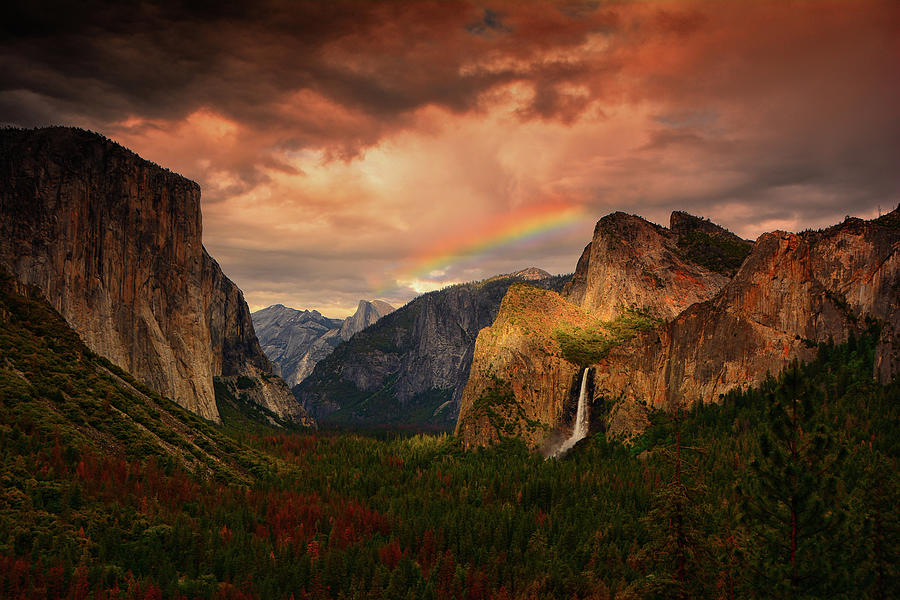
2, 0, 897, 315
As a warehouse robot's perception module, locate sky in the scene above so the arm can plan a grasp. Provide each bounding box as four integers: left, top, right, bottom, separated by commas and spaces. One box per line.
2, 0, 898, 317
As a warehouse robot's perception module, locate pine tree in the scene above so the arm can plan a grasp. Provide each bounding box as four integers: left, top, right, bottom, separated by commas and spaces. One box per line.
855, 451, 900, 600
626, 402, 714, 600
737, 364, 848, 598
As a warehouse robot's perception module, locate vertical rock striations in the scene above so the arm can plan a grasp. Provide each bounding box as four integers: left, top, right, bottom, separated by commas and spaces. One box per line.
0, 127, 307, 423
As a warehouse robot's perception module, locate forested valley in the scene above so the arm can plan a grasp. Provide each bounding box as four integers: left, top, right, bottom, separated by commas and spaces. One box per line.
1, 273, 897, 599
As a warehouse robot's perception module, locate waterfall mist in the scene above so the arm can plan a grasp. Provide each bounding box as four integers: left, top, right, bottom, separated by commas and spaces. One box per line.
550, 367, 590, 458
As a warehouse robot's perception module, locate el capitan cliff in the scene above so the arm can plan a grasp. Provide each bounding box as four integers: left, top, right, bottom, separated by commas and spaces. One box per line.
0, 127, 307, 424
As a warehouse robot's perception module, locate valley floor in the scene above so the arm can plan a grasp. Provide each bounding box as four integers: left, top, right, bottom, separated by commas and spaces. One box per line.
1, 271, 897, 599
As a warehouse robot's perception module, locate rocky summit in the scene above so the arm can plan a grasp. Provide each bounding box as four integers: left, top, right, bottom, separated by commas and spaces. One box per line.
340, 300, 395, 342
0, 127, 308, 424
252, 299, 394, 387
595, 210, 900, 440
457, 209, 899, 448
561, 211, 745, 320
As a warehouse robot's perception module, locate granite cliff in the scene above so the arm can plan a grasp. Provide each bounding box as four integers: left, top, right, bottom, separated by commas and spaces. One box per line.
597, 209, 900, 439
0, 127, 308, 424
458, 212, 740, 448
295, 268, 563, 429
252, 299, 394, 387
561, 211, 742, 320
340, 300, 395, 341
455, 284, 594, 449
457, 209, 900, 449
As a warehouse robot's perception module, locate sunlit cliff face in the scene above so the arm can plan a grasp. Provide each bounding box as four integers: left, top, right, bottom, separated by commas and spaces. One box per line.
2, 0, 897, 316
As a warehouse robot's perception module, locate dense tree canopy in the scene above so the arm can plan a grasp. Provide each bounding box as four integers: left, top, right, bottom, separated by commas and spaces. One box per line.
1, 277, 897, 599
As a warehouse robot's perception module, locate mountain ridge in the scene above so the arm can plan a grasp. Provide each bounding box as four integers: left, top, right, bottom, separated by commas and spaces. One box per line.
458, 211, 736, 448
252, 299, 394, 387
455, 208, 900, 449
294, 268, 564, 429
597, 209, 900, 439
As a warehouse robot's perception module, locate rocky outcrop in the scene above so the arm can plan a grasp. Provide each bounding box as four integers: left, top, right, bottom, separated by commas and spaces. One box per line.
0, 127, 307, 423
252, 305, 344, 386
455, 285, 595, 449
457, 208, 900, 448
595, 210, 900, 439
252, 299, 394, 387
562, 212, 737, 320
295, 268, 561, 429
340, 300, 395, 341
458, 212, 743, 448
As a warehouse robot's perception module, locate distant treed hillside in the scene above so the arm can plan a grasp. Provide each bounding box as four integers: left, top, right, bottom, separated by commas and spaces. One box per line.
294, 270, 568, 430
669, 210, 753, 276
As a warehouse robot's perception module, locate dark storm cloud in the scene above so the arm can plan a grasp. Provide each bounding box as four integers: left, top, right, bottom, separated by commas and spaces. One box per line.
3, 1, 419, 126
467, 8, 511, 35
1, 0, 619, 134
1, 0, 897, 314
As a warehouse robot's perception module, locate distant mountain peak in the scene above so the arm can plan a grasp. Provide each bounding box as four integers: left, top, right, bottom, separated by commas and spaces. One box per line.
253, 298, 395, 387
340, 299, 395, 341
294, 272, 569, 430
508, 267, 552, 280
371, 299, 396, 314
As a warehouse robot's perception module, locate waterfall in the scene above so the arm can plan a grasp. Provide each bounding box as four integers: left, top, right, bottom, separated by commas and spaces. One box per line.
551, 367, 590, 458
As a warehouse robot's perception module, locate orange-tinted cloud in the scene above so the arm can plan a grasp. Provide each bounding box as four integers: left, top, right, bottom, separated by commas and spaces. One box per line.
1, 0, 897, 315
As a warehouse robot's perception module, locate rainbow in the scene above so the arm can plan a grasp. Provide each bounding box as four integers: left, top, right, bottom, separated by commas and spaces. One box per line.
385, 202, 585, 290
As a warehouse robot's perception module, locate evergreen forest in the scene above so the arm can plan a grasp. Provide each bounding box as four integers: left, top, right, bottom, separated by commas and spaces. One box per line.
0, 274, 897, 599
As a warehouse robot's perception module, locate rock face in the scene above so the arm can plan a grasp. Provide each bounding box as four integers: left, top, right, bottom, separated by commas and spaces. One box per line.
457, 208, 900, 448
562, 212, 739, 320
295, 268, 561, 429
252, 300, 393, 387
457, 212, 742, 448
340, 300, 395, 341
596, 211, 900, 439
455, 284, 594, 449
0, 127, 307, 423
